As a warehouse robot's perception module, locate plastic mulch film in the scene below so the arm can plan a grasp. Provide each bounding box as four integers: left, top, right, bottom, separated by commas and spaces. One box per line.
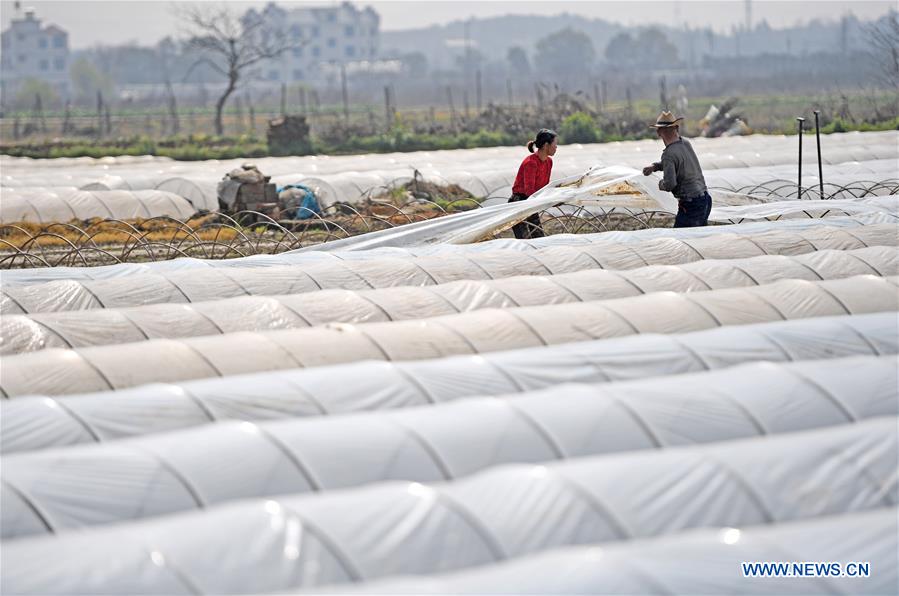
337, 508, 897, 595
0, 188, 197, 223
2, 223, 896, 314
1, 418, 895, 594
2, 312, 893, 455
2, 355, 895, 540
1, 275, 896, 398
0, 214, 890, 288
2, 246, 895, 354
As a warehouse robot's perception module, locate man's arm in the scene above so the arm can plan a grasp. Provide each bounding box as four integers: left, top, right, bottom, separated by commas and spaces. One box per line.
658, 156, 678, 191
642, 161, 663, 176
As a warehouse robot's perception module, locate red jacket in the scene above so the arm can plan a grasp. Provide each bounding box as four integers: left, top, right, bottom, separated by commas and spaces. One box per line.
512, 153, 552, 197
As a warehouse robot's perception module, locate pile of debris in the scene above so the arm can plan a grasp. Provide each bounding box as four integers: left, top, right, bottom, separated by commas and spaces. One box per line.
216, 164, 280, 221
700, 97, 752, 137
267, 115, 312, 156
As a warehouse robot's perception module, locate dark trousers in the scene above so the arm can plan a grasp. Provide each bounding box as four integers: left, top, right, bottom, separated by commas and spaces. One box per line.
508, 193, 545, 239
674, 191, 712, 228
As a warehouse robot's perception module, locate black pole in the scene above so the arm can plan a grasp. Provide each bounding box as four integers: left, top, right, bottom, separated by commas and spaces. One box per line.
813, 110, 824, 199
796, 117, 805, 199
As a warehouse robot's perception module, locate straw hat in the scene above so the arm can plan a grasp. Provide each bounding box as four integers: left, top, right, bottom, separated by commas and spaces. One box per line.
649, 110, 684, 128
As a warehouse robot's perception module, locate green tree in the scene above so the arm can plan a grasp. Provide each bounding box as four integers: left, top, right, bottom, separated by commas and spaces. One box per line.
604, 28, 679, 66
506, 46, 531, 75
70, 57, 114, 105
13, 79, 61, 110
559, 112, 600, 144
534, 28, 595, 76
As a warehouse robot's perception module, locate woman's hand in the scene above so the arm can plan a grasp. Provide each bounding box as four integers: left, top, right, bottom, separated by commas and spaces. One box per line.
642, 165, 655, 176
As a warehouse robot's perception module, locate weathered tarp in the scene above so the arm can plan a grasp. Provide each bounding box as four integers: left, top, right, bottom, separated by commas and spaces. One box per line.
1, 418, 894, 594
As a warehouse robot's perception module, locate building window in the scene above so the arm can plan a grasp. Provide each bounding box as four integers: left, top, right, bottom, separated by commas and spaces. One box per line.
290, 24, 302, 38
54, 57, 65, 70
17, 33, 25, 42
311, 26, 319, 37
40, 59, 48, 70
292, 68, 304, 80
292, 47, 303, 57
344, 25, 354, 36
18, 54, 26, 63
39, 37, 48, 49
267, 69, 280, 81
327, 37, 336, 48
53, 35, 65, 48
326, 12, 336, 22
312, 46, 320, 57
345, 46, 355, 57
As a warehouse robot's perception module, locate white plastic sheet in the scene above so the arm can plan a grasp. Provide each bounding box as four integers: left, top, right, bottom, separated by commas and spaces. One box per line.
2, 223, 895, 314
0, 215, 887, 287
3, 312, 893, 454
1, 418, 895, 594
0, 188, 197, 222
340, 508, 897, 595
3, 246, 893, 354
1, 275, 895, 397
2, 355, 894, 539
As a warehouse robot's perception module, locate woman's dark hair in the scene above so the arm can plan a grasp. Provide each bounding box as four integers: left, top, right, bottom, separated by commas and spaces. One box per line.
527, 128, 557, 153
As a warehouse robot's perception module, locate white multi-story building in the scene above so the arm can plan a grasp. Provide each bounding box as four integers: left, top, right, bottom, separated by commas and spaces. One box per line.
0, 7, 71, 101
250, 1, 380, 83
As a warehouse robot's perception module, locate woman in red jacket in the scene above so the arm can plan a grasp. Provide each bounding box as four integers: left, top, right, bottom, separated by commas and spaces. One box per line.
509, 128, 557, 239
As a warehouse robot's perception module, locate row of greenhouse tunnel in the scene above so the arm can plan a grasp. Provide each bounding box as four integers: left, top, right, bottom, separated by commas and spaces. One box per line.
0, 131, 897, 594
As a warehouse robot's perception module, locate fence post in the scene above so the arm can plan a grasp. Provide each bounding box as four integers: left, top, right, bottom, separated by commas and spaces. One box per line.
341, 65, 349, 124
62, 101, 71, 135
813, 110, 824, 199
384, 85, 392, 132
659, 75, 668, 109
796, 117, 805, 199
280, 82, 287, 117
446, 86, 456, 132
475, 69, 482, 112
96, 91, 103, 139
249, 101, 256, 136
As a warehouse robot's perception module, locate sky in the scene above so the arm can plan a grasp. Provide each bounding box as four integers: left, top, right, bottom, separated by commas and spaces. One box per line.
1, 0, 894, 49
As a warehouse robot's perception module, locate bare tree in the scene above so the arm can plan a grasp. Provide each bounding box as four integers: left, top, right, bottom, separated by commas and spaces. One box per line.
866, 10, 899, 89
178, 4, 297, 136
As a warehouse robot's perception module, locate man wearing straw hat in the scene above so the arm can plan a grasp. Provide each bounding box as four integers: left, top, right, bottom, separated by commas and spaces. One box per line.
642, 111, 712, 227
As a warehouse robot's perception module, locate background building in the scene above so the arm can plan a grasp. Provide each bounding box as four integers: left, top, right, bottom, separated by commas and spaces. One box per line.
0, 7, 70, 102
250, 1, 380, 83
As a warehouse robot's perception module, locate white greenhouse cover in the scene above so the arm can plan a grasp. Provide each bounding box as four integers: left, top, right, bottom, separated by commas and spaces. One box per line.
0, 214, 886, 287
3, 246, 893, 354
2, 418, 895, 595
2, 131, 895, 200
3, 312, 894, 454
340, 508, 897, 595
711, 196, 899, 223
3, 223, 896, 315
2, 274, 895, 397
2, 355, 894, 540
0, 188, 196, 222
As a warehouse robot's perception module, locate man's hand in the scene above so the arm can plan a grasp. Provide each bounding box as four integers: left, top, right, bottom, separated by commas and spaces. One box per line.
642, 165, 655, 176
